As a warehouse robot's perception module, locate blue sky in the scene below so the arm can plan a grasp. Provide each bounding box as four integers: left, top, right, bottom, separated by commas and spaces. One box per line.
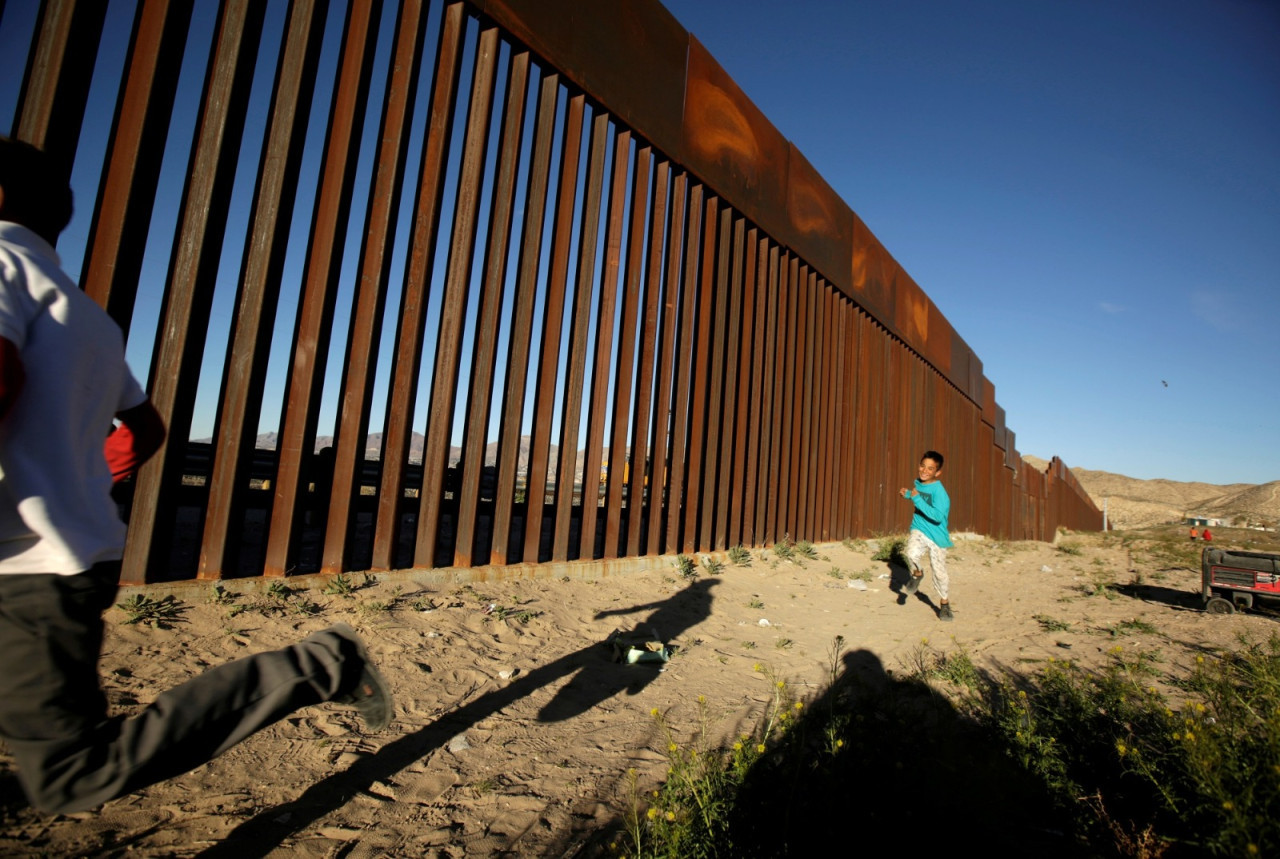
2, 0, 1277, 486
663, 0, 1279, 484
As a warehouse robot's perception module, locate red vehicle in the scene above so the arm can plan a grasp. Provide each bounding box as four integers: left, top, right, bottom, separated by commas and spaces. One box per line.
1202, 547, 1280, 614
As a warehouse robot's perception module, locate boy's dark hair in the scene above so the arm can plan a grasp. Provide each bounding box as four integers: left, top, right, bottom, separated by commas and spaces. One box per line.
0, 137, 74, 241
922, 450, 945, 469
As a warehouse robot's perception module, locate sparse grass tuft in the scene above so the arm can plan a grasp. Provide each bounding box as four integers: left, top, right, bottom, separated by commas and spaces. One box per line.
673, 554, 697, 580
871, 535, 908, 567
1034, 614, 1072, 632
117, 594, 187, 628
728, 545, 752, 566
700, 555, 724, 576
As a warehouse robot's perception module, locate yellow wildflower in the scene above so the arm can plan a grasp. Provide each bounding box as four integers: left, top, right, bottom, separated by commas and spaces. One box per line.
794, 701, 803, 710
666, 811, 676, 821
650, 707, 660, 717
757, 743, 766, 753
668, 743, 677, 752
836, 739, 844, 748
1116, 741, 1127, 757
647, 808, 658, 820
1223, 801, 1234, 811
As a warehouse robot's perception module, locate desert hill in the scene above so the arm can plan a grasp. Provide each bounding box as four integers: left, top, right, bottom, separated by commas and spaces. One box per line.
1023, 455, 1278, 530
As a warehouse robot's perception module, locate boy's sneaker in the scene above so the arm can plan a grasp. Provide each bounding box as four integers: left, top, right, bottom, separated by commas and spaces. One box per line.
903, 572, 924, 596
330, 623, 394, 732
938, 603, 954, 622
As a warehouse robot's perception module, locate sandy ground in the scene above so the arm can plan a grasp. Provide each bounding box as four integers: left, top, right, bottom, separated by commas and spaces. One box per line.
1, 529, 1276, 857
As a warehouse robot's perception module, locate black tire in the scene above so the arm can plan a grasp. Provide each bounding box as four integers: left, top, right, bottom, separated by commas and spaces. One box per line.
1205, 597, 1235, 615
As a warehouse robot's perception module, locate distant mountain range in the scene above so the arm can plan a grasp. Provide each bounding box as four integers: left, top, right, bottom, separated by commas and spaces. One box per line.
1023, 455, 1278, 529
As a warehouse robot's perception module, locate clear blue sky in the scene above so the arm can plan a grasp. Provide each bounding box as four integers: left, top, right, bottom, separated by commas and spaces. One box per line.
664, 0, 1280, 485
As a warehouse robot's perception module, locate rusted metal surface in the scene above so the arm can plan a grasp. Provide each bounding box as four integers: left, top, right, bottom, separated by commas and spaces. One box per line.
265, 0, 383, 578
648, 173, 692, 556
681, 194, 718, 552
453, 44, 531, 568
199, 0, 330, 580
78, 0, 193, 336
551, 109, 609, 562
12, 0, 106, 173
664, 183, 704, 553
370, 2, 466, 571
603, 144, 653, 559
728, 226, 759, 549
492, 70, 560, 566
738, 232, 766, 547
9, 0, 1102, 589
120, 0, 267, 585
699, 206, 732, 550
579, 126, 634, 560
415, 21, 500, 568
623, 157, 668, 558
324, 0, 430, 575
522, 91, 584, 565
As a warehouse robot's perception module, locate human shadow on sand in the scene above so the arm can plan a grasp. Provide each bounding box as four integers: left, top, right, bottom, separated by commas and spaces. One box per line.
195, 578, 719, 858
547, 648, 1080, 857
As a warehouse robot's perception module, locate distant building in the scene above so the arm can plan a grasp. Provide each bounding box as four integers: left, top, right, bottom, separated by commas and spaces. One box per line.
1186, 516, 1225, 528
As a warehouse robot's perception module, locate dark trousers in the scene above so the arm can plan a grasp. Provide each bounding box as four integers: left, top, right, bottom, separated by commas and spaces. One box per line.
0, 563, 359, 813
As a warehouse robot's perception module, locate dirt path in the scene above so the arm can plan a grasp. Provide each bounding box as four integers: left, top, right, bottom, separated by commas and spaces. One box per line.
1, 529, 1275, 857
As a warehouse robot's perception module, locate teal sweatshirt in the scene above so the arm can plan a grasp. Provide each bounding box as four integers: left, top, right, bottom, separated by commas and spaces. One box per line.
907, 479, 953, 548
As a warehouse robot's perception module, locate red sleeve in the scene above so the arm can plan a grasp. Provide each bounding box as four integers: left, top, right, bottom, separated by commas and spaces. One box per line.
0, 336, 24, 422
104, 399, 166, 482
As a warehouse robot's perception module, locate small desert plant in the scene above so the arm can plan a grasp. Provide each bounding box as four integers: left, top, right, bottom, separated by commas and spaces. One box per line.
871, 535, 908, 567
775, 638, 794, 650
700, 555, 724, 576
747, 597, 765, 609
727, 545, 752, 566
1056, 541, 1084, 556
117, 594, 187, 628
795, 540, 818, 560
1033, 614, 1072, 632
673, 554, 697, 579
772, 538, 795, 561
826, 566, 844, 579
323, 572, 357, 597
208, 584, 238, 606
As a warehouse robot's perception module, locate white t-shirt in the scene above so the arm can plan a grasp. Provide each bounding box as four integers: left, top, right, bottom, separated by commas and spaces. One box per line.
0, 221, 147, 574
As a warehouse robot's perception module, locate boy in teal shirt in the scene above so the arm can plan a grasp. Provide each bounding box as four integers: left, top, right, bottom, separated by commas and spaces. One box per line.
900, 450, 954, 621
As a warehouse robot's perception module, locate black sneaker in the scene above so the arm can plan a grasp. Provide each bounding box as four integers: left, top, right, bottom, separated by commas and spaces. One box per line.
938, 604, 954, 622
903, 572, 924, 596
330, 623, 394, 732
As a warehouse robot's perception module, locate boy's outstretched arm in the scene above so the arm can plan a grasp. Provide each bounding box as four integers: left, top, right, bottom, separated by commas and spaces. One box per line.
104, 399, 166, 482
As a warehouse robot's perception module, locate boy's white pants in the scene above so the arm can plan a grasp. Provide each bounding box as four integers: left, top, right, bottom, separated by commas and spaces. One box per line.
905, 529, 950, 601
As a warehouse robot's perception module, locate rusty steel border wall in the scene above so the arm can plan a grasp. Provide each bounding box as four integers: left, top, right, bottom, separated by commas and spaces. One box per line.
7, 0, 1101, 585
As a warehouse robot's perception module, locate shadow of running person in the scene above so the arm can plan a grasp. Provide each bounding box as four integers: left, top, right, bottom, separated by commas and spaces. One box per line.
627, 648, 1082, 858
196, 578, 720, 858
538, 577, 718, 721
